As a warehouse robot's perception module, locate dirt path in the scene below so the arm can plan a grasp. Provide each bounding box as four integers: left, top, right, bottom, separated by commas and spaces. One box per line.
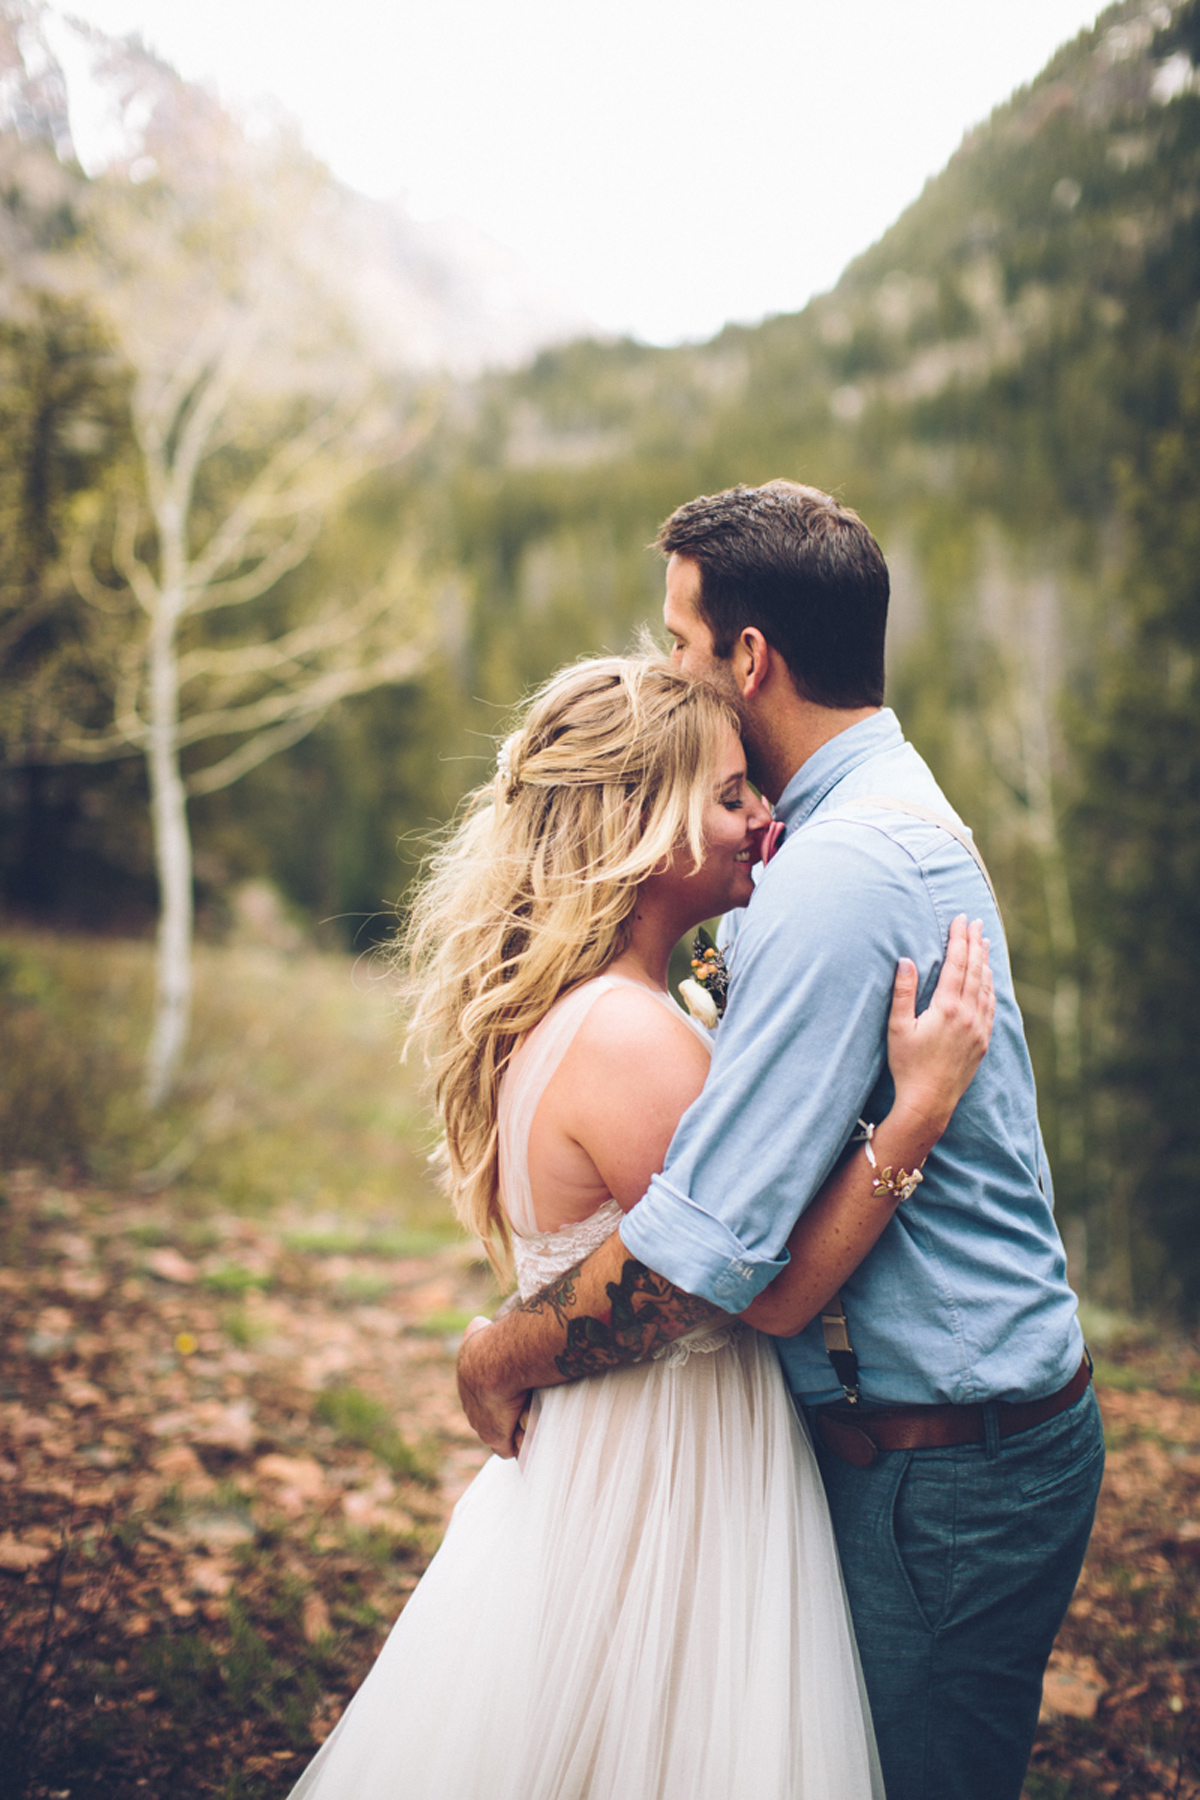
2, 1167, 1199, 1798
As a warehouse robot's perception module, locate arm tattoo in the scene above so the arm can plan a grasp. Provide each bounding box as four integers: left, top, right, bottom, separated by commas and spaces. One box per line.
521, 1255, 720, 1382
532, 1262, 579, 1330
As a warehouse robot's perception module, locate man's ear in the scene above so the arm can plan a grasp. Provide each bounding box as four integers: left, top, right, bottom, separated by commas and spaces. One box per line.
730, 627, 772, 699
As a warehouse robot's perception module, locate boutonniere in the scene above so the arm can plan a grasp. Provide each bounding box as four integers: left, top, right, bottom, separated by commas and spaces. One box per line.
678, 927, 730, 1028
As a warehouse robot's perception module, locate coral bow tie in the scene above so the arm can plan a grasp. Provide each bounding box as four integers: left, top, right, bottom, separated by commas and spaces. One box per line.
758, 819, 786, 866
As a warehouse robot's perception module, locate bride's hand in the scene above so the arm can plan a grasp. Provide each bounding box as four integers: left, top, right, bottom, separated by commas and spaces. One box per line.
886, 915, 995, 1136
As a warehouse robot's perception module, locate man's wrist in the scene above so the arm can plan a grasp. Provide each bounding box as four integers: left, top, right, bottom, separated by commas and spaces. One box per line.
459, 1309, 533, 1403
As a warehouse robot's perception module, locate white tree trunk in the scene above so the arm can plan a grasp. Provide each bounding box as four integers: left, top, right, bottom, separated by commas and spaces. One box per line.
143, 589, 192, 1110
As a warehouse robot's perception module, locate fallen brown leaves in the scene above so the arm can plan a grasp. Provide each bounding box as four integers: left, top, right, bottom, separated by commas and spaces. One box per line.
0, 1167, 494, 1800
1025, 1346, 1200, 1798
4, 1166, 1200, 1799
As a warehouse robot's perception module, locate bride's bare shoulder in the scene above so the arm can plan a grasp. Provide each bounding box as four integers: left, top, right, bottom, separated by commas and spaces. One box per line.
567, 982, 711, 1087
544, 983, 711, 1207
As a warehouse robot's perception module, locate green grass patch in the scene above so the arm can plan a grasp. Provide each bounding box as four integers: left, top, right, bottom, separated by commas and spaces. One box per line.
1077, 1301, 1158, 1354
0, 927, 448, 1230
415, 1307, 474, 1337
313, 1384, 434, 1482
341, 1524, 421, 1566
1091, 1358, 1148, 1393
334, 1271, 394, 1305
204, 1264, 273, 1296
283, 1226, 456, 1257
139, 1630, 222, 1725
223, 1306, 270, 1348
1022, 1776, 1075, 1800
126, 1221, 173, 1247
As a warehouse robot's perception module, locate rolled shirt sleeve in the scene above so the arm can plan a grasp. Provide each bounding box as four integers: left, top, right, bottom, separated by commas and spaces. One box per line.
620, 823, 946, 1311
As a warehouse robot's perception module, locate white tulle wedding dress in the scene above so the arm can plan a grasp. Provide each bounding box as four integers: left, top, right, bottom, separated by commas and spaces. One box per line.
288, 976, 882, 1800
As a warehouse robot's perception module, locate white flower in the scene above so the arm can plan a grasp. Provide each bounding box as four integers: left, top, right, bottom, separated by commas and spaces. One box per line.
678, 978, 719, 1029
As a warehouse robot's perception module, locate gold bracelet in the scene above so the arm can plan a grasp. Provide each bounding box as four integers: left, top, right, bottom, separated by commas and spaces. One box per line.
855, 1119, 925, 1204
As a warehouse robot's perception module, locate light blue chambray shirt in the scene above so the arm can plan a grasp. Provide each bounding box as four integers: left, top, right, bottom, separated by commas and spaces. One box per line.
620, 708, 1083, 1408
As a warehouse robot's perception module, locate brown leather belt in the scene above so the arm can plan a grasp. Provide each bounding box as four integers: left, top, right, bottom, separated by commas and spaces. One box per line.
813, 1353, 1092, 1469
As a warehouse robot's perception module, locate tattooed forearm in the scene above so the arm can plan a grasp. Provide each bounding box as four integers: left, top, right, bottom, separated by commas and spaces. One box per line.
522, 1262, 581, 1330
549, 1257, 720, 1381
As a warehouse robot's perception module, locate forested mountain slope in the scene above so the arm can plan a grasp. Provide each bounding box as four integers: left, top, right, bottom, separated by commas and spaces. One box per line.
412, 0, 1200, 1310
2, 0, 1197, 1308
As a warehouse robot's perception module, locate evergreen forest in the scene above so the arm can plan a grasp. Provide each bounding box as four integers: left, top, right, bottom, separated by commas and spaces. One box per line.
3, 0, 1200, 1317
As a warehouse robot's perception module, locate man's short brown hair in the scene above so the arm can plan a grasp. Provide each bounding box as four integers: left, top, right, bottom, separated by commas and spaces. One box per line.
657, 480, 888, 707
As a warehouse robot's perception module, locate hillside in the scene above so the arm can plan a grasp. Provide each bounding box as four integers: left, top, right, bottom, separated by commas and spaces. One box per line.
1, 0, 1197, 1311
407, 0, 1200, 1310
0, 3, 588, 374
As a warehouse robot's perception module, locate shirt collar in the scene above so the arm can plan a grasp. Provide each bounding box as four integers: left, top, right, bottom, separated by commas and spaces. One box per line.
773, 708, 905, 830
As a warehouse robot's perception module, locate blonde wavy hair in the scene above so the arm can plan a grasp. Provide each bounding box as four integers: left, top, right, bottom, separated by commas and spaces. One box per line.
402, 655, 740, 1275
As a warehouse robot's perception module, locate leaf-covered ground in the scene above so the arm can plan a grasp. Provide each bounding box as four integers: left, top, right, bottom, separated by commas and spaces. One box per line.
0, 1167, 495, 1798
2, 1166, 1198, 1800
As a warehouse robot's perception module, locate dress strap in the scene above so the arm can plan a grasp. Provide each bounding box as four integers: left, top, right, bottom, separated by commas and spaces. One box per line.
499, 977, 623, 1238
499, 976, 707, 1238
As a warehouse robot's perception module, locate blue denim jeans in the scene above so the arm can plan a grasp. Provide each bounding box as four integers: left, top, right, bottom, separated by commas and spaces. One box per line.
810, 1383, 1105, 1800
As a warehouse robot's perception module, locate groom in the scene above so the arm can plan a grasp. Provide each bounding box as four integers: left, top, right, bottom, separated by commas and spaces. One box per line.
457, 480, 1103, 1800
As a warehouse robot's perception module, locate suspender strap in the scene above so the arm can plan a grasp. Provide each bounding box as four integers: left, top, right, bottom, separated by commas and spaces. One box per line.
839, 795, 1000, 912
821, 1292, 861, 1405
811, 796, 998, 1402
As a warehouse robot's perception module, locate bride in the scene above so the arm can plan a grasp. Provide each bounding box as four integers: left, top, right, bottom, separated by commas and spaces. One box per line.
289, 655, 993, 1800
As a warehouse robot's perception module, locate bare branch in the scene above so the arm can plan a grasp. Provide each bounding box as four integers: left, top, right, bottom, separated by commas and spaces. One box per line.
133, 303, 238, 462
34, 726, 143, 764
184, 712, 323, 796
180, 398, 431, 607
174, 637, 428, 749
179, 512, 322, 615
114, 636, 148, 745
176, 562, 422, 692
0, 590, 57, 659
184, 640, 429, 795
110, 494, 159, 614
179, 405, 360, 599
69, 530, 131, 617
163, 310, 261, 517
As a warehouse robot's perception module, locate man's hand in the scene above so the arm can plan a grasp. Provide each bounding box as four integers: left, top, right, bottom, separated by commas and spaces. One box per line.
458, 1317, 531, 1459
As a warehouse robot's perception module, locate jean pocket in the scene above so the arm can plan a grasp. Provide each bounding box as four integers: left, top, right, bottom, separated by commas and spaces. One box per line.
1015, 1391, 1107, 1502
891, 1454, 956, 1632
1017, 1433, 1105, 1503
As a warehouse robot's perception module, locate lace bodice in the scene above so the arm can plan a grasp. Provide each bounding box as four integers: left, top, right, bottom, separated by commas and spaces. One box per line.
512, 1197, 627, 1301
500, 977, 741, 1363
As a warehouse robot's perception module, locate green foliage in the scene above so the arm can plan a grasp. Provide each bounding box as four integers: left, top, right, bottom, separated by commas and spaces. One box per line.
139, 1630, 221, 1725
0, 936, 144, 1170
415, 1307, 474, 1337
0, 925, 451, 1231
282, 1226, 451, 1257
1071, 343, 1200, 1314
313, 1384, 432, 1482
4, 0, 1200, 1304
203, 1264, 273, 1297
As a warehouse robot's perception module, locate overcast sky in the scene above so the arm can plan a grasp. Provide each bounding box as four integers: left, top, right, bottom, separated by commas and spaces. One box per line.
59, 0, 1107, 344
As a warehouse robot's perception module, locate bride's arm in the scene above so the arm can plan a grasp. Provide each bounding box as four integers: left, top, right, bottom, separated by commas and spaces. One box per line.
740, 932, 993, 1335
